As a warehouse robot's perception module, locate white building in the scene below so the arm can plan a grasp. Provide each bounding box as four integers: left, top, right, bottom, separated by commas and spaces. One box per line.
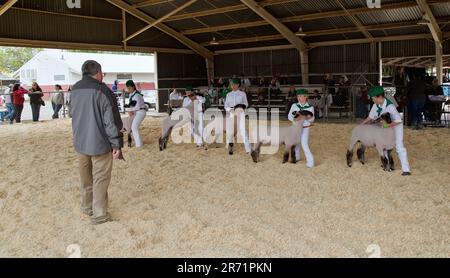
17, 49, 156, 92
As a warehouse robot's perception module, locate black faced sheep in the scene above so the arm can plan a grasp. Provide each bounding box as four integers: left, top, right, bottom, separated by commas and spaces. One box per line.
346, 113, 396, 171
251, 110, 313, 164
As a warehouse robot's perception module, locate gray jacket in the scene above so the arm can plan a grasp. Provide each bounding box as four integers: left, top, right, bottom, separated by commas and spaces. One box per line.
70, 76, 123, 156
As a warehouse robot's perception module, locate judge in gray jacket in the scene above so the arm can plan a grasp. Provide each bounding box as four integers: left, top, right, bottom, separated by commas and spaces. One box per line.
70, 60, 123, 225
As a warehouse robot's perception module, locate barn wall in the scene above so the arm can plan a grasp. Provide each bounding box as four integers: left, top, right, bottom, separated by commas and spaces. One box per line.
214, 48, 302, 84
381, 39, 450, 58
381, 39, 436, 58
214, 44, 378, 85
308, 43, 379, 85
156, 52, 207, 112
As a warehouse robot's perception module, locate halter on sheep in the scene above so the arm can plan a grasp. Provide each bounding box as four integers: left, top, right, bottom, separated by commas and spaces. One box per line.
346, 113, 396, 171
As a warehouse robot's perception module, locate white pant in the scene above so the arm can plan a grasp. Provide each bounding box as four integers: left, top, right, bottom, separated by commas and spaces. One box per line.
226, 111, 251, 153
131, 110, 146, 148
393, 124, 410, 172
193, 112, 204, 146
295, 128, 314, 168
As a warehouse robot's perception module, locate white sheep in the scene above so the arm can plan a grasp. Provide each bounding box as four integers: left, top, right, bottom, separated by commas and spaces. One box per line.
121, 115, 134, 148
251, 111, 312, 164
346, 113, 396, 171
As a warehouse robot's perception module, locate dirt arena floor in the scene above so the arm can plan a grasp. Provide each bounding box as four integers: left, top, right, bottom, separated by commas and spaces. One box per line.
0, 117, 449, 258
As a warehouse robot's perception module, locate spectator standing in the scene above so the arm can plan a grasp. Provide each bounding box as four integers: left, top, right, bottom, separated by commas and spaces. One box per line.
407, 75, 427, 130
2, 84, 15, 124
52, 85, 65, 119
29, 82, 44, 122
70, 60, 123, 225
12, 84, 27, 123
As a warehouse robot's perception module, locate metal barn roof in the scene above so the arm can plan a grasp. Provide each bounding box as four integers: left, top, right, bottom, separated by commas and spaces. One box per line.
0, 0, 449, 58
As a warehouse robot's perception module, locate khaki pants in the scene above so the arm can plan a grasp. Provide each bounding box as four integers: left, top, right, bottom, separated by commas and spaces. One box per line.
78, 152, 113, 223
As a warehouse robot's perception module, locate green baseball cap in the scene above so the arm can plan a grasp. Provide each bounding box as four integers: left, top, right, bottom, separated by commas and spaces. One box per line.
368, 86, 385, 98
296, 89, 308, 96
230, 78, 241, 85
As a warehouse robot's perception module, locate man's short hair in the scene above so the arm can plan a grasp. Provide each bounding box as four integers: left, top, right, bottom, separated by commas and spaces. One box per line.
82, 60, 102, 76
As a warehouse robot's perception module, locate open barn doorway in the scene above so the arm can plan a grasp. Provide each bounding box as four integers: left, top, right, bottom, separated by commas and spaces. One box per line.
0, 47, 158, 122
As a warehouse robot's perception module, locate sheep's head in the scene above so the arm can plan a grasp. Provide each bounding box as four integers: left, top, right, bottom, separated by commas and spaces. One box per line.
293, 110, 313, 121
379, 113, 392, 124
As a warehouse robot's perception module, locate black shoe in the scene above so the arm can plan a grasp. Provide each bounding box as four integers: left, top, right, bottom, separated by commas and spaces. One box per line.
402, 172, 411, 176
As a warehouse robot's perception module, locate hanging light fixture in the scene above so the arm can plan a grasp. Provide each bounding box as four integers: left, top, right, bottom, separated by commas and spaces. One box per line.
295, 26, 307, 37
210, 36, 220, 45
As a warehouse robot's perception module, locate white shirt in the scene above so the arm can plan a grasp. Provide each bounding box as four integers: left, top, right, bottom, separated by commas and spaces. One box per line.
183, 96, 205, 113
3, 88, 12, 104
288, 102, 315, 127
368, 99, 402, 123
170, 90, 183, 100
128, 91, 146, 112
224, 90, 248, 112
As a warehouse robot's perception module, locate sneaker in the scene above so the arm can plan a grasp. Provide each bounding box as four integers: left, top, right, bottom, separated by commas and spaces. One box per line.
402, 172, 411, 176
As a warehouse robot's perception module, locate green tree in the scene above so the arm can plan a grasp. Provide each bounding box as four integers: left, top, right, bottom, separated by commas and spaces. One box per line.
0, 47, 41, 75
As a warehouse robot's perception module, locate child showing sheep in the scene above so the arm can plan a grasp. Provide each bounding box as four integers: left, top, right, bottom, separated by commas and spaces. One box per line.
360, 86, 411, 176
287, 89, 315, 168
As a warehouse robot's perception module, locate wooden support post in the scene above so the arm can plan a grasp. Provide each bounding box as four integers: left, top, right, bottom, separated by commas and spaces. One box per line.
378, 42, 383, 86
122, 10, 127, 50
436, 42, 443, 84
300, 50, 309, 85
206, 58, 215, 85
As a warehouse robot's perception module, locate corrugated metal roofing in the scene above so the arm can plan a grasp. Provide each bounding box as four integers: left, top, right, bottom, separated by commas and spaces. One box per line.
0, 0, 449, 53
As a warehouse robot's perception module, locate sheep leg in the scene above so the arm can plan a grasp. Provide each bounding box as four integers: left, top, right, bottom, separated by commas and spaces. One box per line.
251, 142, 262, 163
228, 143, 234, 155
380, 156, 390, 171
128, 133, 133, 148
376, 146, 390, 171
159, 126, 173, 151
347, 139, 359, 168
388, 149, 395, 171
290, 145, 297, 164
357, 145, 366, 165
282, 146, 289, 164
346, 150, 353, 168
158, 137, 165, 151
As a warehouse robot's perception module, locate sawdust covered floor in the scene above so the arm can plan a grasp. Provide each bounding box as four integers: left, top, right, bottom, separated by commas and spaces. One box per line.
0, 118, 449, 257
